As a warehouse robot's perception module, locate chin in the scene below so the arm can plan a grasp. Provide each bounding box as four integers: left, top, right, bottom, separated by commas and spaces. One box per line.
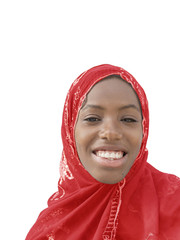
93, 174, 124, 185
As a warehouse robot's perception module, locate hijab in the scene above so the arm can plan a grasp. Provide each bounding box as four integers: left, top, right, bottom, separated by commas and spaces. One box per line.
25, 64, 180, 240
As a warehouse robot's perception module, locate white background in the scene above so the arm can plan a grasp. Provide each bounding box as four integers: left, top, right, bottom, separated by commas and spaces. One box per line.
0, 1, 180, 239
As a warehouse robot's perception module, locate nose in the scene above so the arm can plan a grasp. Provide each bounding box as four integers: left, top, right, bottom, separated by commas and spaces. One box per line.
98, 120, 123, 141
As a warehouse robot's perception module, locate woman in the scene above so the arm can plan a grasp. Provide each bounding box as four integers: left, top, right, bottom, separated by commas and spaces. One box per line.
26, 64, 180, 240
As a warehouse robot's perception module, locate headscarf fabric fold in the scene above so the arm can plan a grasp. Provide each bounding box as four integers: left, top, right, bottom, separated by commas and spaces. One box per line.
26, 64, 180, 240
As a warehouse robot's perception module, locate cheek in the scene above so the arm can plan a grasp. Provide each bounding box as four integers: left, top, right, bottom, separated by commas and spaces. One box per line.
74, 126, 94, 170
74, 128, 85, 165
135, 130, 143, 152
74, 128, 82, 153
127, 128, 143, 151
74, 125, 91, 156
75, 128, 86, 148
75, 123, 96, 146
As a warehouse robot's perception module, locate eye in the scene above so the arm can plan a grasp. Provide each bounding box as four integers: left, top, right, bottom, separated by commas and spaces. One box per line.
84, 117, 101, 122
121, 118, 137, 123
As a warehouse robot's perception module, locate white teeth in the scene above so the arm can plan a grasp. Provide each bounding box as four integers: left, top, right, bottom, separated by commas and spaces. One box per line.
104, 152, 109, 158
111, 152, 116, 158
99, 151, 105, 158
95, 151, 124, 160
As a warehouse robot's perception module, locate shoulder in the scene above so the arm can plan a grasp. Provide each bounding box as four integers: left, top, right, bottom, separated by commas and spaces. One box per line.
145, 165, 180, 238
145, 163, 180, 215
146, 163, 180, 195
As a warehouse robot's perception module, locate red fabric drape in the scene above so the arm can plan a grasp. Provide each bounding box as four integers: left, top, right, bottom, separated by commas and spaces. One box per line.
26, 64, 180, 240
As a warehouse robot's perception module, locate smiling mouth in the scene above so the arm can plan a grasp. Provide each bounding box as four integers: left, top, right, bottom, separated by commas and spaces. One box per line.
93, 150, 126, 161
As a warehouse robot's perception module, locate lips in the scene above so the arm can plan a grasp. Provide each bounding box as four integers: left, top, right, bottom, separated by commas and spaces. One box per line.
92, 146, 127, 167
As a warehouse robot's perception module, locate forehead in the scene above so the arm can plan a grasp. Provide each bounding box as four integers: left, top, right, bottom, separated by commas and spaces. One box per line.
84, 76, 141, 109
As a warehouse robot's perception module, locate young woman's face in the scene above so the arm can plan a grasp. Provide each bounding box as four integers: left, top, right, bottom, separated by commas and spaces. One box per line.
74, 76, 143, 184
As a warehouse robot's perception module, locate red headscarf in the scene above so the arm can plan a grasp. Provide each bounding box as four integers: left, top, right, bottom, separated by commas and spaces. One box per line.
26, 64, 180, 240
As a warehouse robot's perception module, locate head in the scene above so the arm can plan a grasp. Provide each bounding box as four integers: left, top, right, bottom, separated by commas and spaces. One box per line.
61, 64, 149, 186
74, 75, 143, 184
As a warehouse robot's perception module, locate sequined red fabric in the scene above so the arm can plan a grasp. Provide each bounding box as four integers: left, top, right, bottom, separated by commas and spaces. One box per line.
25, 64, 180, 240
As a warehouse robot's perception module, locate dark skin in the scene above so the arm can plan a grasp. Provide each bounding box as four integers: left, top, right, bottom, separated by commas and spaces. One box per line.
74, 76, 143, 184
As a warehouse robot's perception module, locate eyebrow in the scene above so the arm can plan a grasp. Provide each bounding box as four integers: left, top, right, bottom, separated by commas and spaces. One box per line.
82, 104, 141, 112
119, 104, 141, 112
